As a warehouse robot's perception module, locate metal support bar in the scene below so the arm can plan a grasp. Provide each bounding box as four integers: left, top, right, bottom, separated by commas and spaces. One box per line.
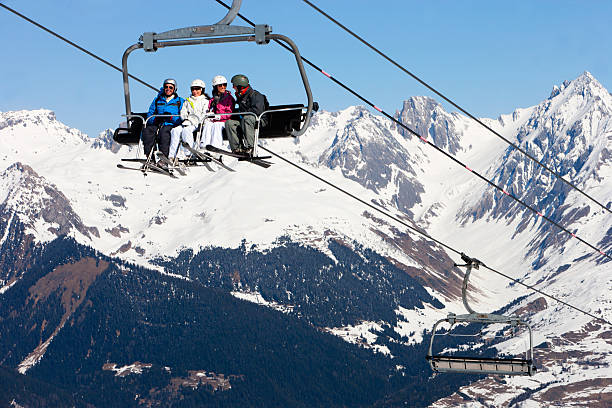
142, 25, 259, 45
461, 264, 477, 315
122, 43, 143, 117
215, 0, 242, 25
267, 34, 313, 136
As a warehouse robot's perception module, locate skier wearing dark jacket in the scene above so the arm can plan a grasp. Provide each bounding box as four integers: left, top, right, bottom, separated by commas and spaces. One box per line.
225, 74, 268, 154
142, 78, 184, 160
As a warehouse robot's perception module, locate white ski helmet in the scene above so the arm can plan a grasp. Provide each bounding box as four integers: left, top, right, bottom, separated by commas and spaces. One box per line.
212, 75, 228, 86
163, 78, 177, 90
190, 79, 205, 89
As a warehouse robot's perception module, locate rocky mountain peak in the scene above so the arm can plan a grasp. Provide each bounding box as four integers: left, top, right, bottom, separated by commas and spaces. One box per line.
394, 96, 462, 154
549, 71, 610, 104
0, 109, 57, 131
91, 128, 122, 153
459, 72, 611, 265
0, 109, 89, 145
0, 162, 98, 242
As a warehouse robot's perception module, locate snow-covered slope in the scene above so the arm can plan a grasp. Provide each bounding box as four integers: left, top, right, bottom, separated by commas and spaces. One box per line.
0, 72, 610, 406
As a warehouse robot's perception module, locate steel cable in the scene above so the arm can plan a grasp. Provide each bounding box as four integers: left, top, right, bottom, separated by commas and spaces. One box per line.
0, 3, 157, 92
2, 1, 608, 326
300, 0, 611, 215
214, 0, 611, 262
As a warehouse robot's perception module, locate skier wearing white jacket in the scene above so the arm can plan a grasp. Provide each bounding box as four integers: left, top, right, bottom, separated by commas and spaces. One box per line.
169, 79, 210, 160
200, 75, 235, 154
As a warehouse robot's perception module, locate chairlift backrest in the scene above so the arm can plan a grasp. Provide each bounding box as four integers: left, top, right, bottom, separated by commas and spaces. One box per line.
260, 104, 306, 138
113, 113, 146, 145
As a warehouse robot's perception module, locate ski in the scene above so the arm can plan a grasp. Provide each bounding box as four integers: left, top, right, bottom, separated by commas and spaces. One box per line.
237, 156, 273, 166
121, 158, 147, 163
116, 163, 178, 179
180, 142, 216, 172
181, 142, 236, 172
204, 145, 272, 168
156, 152, 187, 176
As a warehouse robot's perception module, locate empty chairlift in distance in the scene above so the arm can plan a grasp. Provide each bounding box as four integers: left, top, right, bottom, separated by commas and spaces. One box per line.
426, 254, 537, 376
113, 0, 318, 173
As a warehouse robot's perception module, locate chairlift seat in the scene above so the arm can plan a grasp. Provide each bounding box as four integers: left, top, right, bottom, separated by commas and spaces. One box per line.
427, 355, 536, 376
259, 104, 305, 138
426, 260, 537, 377
113, 113, 146, 145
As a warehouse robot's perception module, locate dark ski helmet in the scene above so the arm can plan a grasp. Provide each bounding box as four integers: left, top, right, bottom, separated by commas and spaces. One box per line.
231, 74, 249, 87
163, 78, 177, 90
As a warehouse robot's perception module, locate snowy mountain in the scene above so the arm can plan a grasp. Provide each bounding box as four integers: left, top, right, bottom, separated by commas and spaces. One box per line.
0, 72, 610, 406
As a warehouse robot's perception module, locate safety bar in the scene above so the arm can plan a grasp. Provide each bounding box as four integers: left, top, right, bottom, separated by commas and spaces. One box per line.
203, 106, 309, 156
122, 114, 180, 128
128, 107, 306, 127
203, 106, 306, 121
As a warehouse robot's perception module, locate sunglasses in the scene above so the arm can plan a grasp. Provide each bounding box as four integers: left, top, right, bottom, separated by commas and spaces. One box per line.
217, 83, 227, 87
164, 85, 175, 90
191, 87, 202, 91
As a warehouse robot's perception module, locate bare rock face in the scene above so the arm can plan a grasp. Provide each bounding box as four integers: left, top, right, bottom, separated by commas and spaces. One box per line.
0, 162, 95, 241
0, 162, 100, 308
317, 106, 426, 216
457, 72, 612, 267
91, 129, 123, 153
394, 96, 462, 155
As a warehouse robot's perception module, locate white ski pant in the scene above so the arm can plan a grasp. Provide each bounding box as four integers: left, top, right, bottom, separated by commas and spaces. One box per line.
169, 125, 196, 158
200, 121, 226, 150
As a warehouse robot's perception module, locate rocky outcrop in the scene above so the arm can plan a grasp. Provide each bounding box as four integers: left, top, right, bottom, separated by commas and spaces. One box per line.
394, 96, 463, 154
0, 163, 97, 241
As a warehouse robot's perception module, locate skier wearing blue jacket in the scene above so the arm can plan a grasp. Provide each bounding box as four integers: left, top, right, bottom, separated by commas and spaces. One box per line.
142, 78, 185, 163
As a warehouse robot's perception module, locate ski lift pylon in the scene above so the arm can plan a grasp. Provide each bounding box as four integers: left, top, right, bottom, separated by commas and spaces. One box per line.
114, 0, 317, 151
426, 254, 537, 376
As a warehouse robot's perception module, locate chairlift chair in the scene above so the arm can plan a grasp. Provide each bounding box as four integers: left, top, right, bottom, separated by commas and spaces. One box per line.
426, 254, 537, 376
113, 0, 318, 161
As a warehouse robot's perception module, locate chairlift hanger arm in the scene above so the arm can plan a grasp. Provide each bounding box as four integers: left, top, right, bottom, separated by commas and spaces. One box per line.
266, 34, 313, 137
137, 0, 266, 49
140, 24, 271, 51
143, 0, 244, 40
216, 0, 242, 25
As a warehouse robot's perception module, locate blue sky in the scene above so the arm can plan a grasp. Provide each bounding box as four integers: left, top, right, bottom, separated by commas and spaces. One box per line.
1, 0, 610, 137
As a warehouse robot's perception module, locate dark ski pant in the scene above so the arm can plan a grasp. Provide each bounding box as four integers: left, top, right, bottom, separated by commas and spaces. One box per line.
226, 116, 257, 152
142, 124, 174, 159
